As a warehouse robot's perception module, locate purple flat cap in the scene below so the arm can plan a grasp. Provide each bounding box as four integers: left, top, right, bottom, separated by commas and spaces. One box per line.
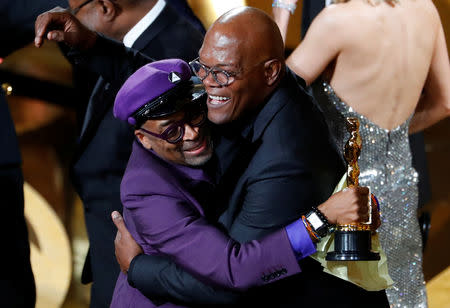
114, 59, 205, 126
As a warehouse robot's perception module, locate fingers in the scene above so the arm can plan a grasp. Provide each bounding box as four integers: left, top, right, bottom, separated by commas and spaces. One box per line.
114, 230, 122, 242
339, 186, 370, 223
47, 30, 66, 42
354, 186, 369, 196
34, 7, 71, 47
370, 194, 381, 231
111, 211, 127, 233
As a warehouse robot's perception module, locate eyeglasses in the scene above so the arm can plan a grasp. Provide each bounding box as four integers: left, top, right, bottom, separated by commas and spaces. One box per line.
139, 110, 207, 144
189, 58, 239, 86
69, 0, 95, 15
189, 58, 270, 87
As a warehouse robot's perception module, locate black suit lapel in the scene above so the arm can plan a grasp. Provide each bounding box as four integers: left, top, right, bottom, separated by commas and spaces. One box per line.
131, 4, 177, 51
79, 77, 109, 141
77, 5, 176, 153
211, 134, 259, 222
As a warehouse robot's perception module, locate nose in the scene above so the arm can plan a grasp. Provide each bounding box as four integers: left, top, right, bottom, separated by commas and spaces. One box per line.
183, 123, 200, 141
201, 71, 220, 88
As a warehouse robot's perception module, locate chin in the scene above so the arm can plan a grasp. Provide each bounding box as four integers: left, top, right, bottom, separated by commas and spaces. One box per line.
185, 149, 213, 167
207, 110, 232, 125
185, 156, 210, 167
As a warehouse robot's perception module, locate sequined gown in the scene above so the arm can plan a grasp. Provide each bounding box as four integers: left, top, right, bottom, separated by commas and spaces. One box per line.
312, 82, 428, 308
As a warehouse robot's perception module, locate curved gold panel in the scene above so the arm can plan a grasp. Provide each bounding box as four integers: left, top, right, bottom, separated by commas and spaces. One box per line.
25, 182, 72, 308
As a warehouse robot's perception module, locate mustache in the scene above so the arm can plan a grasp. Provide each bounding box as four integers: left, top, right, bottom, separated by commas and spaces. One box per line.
182, 134, 210, 151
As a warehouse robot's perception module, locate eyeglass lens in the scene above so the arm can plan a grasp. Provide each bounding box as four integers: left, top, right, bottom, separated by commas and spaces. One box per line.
154, 110, 206, 144
190, 61, 233, 86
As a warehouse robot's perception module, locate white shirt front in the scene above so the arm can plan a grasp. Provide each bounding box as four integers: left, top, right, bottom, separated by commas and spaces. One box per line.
325, 0, 333, 6
123, 0, 166, 48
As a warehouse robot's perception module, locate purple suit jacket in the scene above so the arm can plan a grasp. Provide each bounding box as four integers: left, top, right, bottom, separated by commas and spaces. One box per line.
110, 141, 301, 307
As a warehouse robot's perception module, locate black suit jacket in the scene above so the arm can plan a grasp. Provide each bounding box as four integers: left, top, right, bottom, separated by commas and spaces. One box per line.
67, 5, 203, 307
72, 34, 388, 308
166, 0, 205, 34
127, 72, 389, 308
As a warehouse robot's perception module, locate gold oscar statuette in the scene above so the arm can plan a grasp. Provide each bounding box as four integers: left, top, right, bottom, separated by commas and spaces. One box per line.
326, 117, 380, 261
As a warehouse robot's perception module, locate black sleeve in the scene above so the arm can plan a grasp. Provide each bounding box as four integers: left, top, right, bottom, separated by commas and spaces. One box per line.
65, 34, 154, 89
128, 254, 241, 306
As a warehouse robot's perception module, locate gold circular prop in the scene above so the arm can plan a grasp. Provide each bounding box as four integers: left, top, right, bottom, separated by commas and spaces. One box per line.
24, 182, 72, 308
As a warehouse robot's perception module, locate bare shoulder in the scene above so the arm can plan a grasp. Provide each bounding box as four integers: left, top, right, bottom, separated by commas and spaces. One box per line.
414, 0, 442, 37
313, 4, 350, 30
307, 3, 360, 45
422, 0, 441, 15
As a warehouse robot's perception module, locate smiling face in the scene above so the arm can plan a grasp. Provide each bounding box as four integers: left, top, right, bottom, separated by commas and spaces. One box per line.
199, 28, 269, 125
198, 7, 286, 125
135, 110, 213, 167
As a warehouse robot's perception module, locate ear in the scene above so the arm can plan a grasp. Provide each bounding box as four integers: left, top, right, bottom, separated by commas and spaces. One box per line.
96, 0, 119, 22
135, 130, 152, 150
263, 59, 282, 87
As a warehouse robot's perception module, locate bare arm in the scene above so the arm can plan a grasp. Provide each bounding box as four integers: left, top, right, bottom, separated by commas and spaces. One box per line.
272, 0, 298, 44
273, 7, 292, 44
410, 20, 450, 133
286, 6, 343, 85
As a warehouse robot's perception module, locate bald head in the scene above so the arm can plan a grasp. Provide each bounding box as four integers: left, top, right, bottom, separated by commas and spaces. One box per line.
208, 7, 285, 67
198, 7, 286, 125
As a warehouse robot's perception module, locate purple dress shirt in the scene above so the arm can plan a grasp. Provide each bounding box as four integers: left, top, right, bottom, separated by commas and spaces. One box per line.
110, 141, 316, 307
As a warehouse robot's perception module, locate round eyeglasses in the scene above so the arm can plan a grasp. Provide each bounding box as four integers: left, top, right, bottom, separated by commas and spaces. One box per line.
189, 58, 271, 87
139, 110, 207, 144
189, 58, 238, 86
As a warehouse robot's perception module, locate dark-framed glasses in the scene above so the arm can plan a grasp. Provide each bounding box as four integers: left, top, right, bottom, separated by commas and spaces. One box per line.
189, 58, 238, 86
139, 109, 207, 144
69, 0, 95, 15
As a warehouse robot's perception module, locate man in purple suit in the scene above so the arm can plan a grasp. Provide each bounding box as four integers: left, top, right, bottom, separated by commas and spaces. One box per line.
108, 58, 376, 307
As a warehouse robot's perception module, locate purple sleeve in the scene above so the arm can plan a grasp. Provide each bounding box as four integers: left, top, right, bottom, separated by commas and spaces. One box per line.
126, 194, 302, 291
285, 218, 317, 260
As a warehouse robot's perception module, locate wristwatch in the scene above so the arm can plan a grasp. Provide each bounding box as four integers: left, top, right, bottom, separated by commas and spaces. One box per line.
305, 208, 332, 238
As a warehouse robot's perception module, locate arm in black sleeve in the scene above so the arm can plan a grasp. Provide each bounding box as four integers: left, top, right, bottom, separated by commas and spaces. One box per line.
128, 254, 241, 306
64, 34, 154, 89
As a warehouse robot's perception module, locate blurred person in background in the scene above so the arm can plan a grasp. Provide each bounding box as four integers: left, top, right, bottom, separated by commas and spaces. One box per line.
0, 1, 66, 307
283, 0, 450, 307
273, 0, 434, 251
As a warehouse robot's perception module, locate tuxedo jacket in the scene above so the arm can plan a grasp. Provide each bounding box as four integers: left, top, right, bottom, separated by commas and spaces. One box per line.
67, 5, 203, 307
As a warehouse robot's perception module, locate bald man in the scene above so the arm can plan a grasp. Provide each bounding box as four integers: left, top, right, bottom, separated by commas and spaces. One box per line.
36, 6, 388, 308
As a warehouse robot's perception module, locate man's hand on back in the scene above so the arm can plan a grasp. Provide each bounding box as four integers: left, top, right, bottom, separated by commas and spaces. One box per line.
112, 211, 143, 273
35, 6, 97, 50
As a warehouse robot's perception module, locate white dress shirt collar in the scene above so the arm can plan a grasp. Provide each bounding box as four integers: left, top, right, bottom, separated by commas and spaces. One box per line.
123, 0, 166, 48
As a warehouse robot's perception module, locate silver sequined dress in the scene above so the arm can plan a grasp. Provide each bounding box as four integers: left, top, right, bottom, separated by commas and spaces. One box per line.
312, 82, 428, 308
